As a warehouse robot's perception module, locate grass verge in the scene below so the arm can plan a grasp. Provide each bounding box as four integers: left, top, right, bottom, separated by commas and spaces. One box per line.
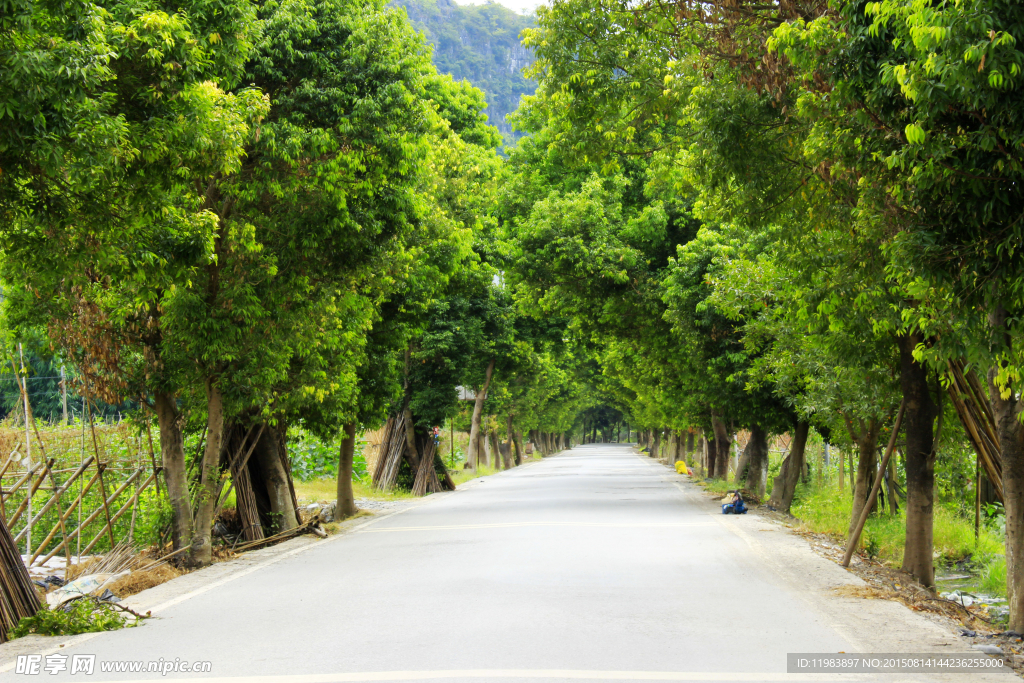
293, 477, 416, 503
451, 464, 498, 486
792, 484, 1006, 595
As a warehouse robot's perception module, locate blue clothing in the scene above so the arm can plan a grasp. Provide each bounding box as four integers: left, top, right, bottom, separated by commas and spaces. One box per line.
722, 501, 747, 514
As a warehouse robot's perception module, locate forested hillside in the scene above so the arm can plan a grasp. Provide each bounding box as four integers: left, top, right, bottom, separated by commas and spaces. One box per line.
392, 0, 535, 145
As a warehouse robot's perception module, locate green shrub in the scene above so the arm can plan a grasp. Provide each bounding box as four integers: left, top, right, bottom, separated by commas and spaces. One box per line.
11, 600, 137, 638
290, 430, 338, 481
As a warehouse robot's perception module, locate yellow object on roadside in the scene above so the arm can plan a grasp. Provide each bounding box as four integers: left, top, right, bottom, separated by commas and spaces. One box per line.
675, 461, 687, 474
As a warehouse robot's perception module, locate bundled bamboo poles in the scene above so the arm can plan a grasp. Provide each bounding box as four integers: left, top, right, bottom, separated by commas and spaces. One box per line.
412, 439, 439, 496
222, 426, 266, 543
411, 439, 457, 496
234, 466, 264, 543
371, 414, 408, 491
0, 507, 39, 643
946, 359, 1003, 502
371, 414, 455, 494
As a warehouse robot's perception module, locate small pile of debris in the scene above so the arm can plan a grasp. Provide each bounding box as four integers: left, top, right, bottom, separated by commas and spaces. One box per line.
46, 543, 179, 605
213, 506, 327, 551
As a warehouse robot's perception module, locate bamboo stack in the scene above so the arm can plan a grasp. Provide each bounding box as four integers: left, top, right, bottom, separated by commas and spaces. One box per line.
946, 359, 1004, 501
225, 427, 266, 543
371, 414, 408, 491
412, 439, 439, 496
0, 508, 40, 642
234, 466, 264, 543
411, 441, 458, 496
361, 425, 386, 476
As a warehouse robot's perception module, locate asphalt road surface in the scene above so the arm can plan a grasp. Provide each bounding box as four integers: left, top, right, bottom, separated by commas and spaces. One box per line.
6, 445, 1015, 683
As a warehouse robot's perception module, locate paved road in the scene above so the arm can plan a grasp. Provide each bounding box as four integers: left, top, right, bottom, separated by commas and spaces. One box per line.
9, 445, 1014, 682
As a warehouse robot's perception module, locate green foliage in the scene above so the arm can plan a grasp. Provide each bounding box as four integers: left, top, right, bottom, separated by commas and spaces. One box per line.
11, 600, 135, 639
289, 431, 339, 482
132, 489, 174, 548
444, 445, 466, 470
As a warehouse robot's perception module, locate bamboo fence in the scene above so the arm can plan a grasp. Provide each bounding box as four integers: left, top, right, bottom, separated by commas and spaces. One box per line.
0, 416, 163, 574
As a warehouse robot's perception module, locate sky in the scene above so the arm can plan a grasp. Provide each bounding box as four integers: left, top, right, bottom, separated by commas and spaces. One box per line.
454, 0, 545, 16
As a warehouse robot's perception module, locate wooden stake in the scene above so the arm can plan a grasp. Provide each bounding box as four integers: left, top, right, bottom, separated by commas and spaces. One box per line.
14, 456, 94, 544
0, 462, 39, 505
37, 468, 145, 565
16, 346, 31, 554
80, 471, 156, 556
843, 400, 905, 567
28, 463, 99, 565
87, 401, 117, 551
976, 454, 981, 544
145, 419, 163, 498
7, 459, 53, 529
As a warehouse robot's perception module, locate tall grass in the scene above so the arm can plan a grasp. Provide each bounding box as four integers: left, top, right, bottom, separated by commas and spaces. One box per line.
792, 484, 1004, 588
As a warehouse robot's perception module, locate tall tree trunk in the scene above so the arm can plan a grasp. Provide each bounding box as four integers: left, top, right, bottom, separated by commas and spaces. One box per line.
686, 431, 695, 465
153, 391, 191, 552
745, 425, 769, 499
839, 444, 845, 491
488, 430, 503, 470
705, 435, 717, 478
466, 358, 495, 468
336, 422, 358, 519
253, 424, 299, 533
506, 415, 516, 466
190, 380, 225, 567
847, 419, 881, 535
768, 421, 809, 513
403, 407, 421, 472
513, 430, 524, 465
848, 450, 855, 491
651, 429, 662, 459
899, 332, 938, 587
734, 437, 751, 486
990, 303, 1024, 630
885, 456, 899, 514
711, 415, 731, 479
482, 428, 493, 468
992, 367, 1024, 630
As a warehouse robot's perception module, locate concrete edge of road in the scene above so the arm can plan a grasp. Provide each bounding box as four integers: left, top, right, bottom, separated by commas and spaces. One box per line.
0, 489, 455, 671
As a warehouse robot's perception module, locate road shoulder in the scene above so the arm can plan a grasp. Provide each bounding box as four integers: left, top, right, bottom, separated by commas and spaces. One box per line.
651, 457, 1018, 681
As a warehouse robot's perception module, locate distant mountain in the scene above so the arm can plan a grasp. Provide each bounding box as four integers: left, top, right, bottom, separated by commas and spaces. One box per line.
392, 0, 536, 146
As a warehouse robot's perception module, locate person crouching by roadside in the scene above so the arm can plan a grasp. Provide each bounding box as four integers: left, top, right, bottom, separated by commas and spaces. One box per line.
722, 491, 747, 515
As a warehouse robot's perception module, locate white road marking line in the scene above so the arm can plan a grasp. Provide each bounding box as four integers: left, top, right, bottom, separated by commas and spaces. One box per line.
360, 521, 716, 532
76, 670, 872, 683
